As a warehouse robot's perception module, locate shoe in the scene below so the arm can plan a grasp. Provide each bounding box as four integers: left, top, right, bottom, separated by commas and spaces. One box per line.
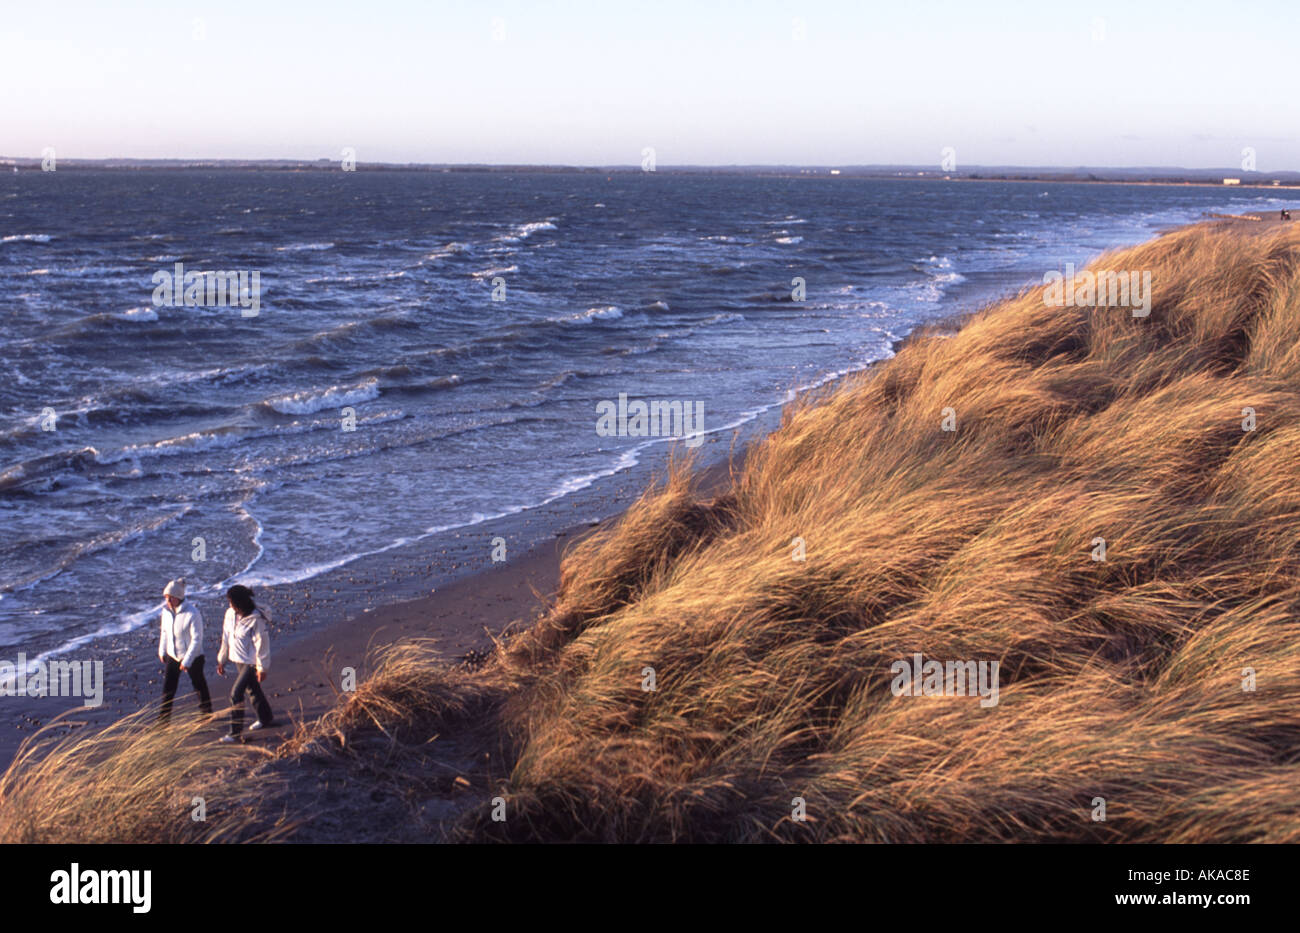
219, 734, 237, 744
249, 721, 265, 732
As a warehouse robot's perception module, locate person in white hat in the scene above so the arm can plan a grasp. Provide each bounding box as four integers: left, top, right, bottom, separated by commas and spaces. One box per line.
157, 577, 212, 723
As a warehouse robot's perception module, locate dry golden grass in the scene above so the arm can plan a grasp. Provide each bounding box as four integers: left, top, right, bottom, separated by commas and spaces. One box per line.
282, 639, 512, 756
0, 707, 291, 843
4, 220, 1297, 842
452, 221, 1300, 841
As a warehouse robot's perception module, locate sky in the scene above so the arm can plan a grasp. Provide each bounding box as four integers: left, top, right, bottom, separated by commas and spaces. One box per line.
1, 0, 1297, 169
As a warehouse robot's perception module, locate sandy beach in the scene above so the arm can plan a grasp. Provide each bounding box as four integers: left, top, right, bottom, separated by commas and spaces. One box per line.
0, 455, 740, 764
5, 216, 1300, 850
1, 509, 608, 761
8, 208, 1297, 765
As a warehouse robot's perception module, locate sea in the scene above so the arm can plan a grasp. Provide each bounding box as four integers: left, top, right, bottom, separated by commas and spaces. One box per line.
2, 170, 1295, 667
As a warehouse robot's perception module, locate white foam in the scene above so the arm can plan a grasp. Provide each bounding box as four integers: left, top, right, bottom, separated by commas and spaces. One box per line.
554, 305, 623, 324
493, 220, 557, 242
95, 429, 244, 464
275, 242, 335, 251
266, 378, 380, 415
702, 312, 744, 326
470, 264, 518, 279
426, 242, 469, 260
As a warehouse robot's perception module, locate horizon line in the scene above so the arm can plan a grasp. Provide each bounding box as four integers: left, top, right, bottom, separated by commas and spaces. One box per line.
3, 156, 1298, 177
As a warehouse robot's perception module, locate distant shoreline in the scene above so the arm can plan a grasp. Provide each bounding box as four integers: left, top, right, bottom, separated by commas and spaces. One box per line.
4, 158, 1299, 189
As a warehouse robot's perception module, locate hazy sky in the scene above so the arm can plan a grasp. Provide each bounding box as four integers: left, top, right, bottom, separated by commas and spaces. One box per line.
2, 0, 1296, 168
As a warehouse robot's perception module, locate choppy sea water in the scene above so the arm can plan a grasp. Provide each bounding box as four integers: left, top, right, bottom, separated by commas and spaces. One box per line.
1, 170, 1294, 663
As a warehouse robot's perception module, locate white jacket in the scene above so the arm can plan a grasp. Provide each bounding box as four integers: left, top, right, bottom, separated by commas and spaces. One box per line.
158, 601, 204, 668
217, 607, 271, 673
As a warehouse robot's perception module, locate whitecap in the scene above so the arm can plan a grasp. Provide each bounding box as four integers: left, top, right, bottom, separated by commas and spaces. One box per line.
470, 265, 518, 279
426, 242, 469, 260
274, 242, 335, 252
492, 220, 557, 242
554, 305, 623, 324
266, 378, 380, 415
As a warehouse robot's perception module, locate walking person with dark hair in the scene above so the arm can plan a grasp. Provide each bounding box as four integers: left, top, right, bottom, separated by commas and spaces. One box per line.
216, 584, 274, 743
157, 577, 213, 724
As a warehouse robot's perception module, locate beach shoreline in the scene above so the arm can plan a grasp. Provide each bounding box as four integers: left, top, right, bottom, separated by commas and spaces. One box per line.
5, 209, 1298, 768
6, 216, 1300, 845
0, 452, 743, 764
9, 210, 1299, 766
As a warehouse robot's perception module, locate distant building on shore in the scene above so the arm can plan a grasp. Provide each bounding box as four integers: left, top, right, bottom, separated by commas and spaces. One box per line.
1223, 178, 1242, 185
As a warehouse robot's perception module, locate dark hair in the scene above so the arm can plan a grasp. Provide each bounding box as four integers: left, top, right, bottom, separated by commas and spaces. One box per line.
226, 584, 256, 617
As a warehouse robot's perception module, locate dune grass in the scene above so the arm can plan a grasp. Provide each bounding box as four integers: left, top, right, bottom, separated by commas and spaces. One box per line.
0, 707, 291, 843
3, 219, 1298, 842
452, 220, 1300, 842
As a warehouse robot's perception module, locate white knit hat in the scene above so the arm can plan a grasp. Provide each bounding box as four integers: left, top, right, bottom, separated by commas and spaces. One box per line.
163, 577, 186, 600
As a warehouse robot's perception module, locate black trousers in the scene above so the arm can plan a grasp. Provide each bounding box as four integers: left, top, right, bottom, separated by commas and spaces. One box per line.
159, 654, 212, 722
229, 663, 274, 735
